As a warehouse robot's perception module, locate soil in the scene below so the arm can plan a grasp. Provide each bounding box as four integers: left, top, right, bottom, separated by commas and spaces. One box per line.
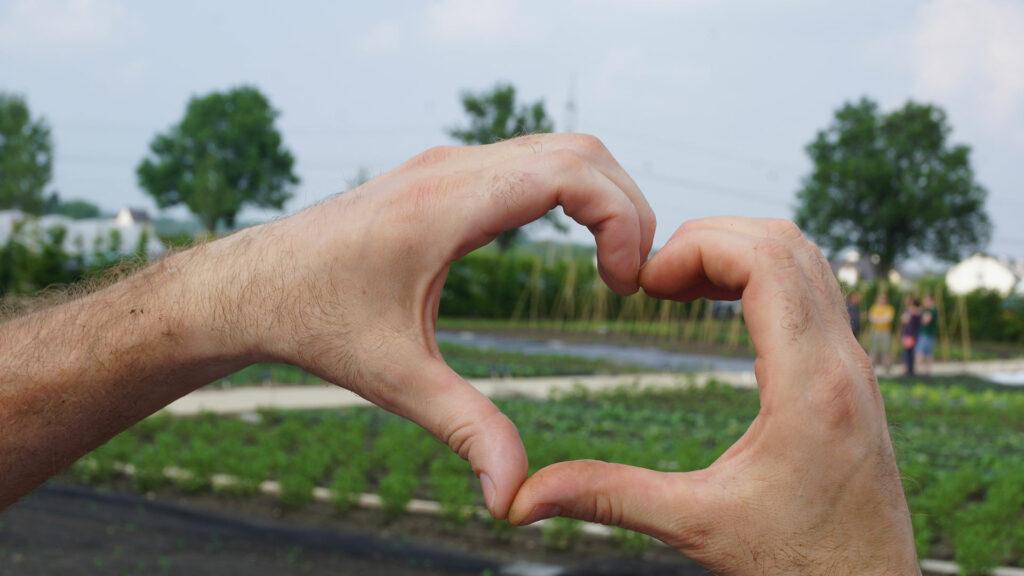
0, 481, 711, 576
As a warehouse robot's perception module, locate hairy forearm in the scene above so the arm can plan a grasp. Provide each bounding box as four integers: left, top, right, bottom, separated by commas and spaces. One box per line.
0, 233, 258, 508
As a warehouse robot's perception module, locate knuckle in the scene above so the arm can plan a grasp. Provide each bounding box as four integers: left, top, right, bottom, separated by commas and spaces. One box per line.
754, 237, 798, 269
413, 145, 460, 168
571, 133, 609, 157
442, 419, 476, 461
679, 219, 702, 235
765, 218, 805, 242
546, 148, 587, 174
590, 492, 623, 527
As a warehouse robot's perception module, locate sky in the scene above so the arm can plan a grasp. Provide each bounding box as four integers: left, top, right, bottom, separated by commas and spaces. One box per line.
1, 0, 1023, 259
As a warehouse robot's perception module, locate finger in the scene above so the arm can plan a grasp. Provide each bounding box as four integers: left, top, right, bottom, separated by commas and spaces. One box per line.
370, 355, 528, 520
640, 227, 817, 360
508, 460, 711, 551
422, 135, 657, 267
668, 217, 852, 338
454, 150, 645, 295
494, 134, 657, 264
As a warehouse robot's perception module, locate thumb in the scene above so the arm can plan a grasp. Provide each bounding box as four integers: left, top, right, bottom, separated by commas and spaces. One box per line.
380, 356, 528, 520
508, 460, 712, 549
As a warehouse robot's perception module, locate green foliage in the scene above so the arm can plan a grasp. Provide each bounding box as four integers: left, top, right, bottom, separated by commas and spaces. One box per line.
377, 469, 417, 518
0, 219, 75, 294
330, 466, 367, 514
0, 93, 53, 214
448, 82, 558, 252
795, 97, 990, 274
136, 86, 298, 232
278, 471, 314, 509
50, 198, 101, 220
612, 527, 652, 555
429, 454, 476, 526
72, 378, 1024, 571
542, 517, 582, 550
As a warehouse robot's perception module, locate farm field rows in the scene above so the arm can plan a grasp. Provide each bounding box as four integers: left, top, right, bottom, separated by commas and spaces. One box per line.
71, 376, 1024, 574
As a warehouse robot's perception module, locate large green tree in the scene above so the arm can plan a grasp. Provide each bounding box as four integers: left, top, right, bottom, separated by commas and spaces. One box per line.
0, 93, 53, 214
137, 86, 298, 233
794, 97, 990, 276
448, 83, 561, 252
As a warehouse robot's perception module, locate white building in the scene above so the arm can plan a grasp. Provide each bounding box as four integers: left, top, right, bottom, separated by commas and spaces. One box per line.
114, 207, 152, 228
945, 254, 1018, 296
0, 209, 165, 262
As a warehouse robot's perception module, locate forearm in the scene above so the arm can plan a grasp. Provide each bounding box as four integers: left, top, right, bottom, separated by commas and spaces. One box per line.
0, 233, 258, 508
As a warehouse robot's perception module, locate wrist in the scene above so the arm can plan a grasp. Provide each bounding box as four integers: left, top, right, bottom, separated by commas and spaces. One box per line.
152, 227, 272, 369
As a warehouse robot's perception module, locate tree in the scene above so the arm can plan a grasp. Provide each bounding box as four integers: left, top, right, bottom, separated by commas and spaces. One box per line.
794, 97, 990, 276
137, 86, 298, 233
448, 83, 562, 252
0, 93, 53, 214
50, 198, 101, 220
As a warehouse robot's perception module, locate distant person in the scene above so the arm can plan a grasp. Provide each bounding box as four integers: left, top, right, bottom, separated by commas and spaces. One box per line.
916, 294, 938, 375
0, 135, 921, 575
846, 292, 861, 336
868, 292, 895, 373
900, 296, 922, 376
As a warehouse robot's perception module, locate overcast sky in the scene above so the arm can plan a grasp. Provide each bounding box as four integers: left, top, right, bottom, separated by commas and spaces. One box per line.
2, 0, 1022, 258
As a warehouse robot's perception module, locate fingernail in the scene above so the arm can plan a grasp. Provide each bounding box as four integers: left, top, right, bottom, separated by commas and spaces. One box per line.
519, 503, 562, 526
479, 473, 496, 512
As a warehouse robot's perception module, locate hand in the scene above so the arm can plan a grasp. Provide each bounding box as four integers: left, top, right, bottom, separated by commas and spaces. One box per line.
219, 134, 656, 519
507, 218, 920, 575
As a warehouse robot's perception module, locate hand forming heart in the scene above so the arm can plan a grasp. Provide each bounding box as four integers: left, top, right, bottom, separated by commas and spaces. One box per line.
227, 135, 917, 575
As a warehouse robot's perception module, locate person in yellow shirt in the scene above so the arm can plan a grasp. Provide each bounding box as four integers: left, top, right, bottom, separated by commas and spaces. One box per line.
868, 292, 895, 373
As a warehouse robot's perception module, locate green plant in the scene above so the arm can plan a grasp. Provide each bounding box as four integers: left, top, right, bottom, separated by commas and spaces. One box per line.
429, 457, 477, 526
611, 527, 652, 555
329, 466, 367, 514
378, 469, 417, 518
542, 517, 582, 551
278, 471, 314, 509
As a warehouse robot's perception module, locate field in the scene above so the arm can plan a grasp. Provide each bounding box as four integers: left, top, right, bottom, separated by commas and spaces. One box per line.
215, 341, 645, 387
66, 375, 1024, 574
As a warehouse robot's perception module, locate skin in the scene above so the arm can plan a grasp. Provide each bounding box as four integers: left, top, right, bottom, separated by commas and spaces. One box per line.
0, 135, 919, 574
0, 134, 656, 517
508, 217, 921, 575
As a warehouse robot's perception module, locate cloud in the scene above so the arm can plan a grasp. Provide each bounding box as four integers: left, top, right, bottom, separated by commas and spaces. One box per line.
357, 20, 401, 55
0, 0, 135, 50
421, 0, 530, 48
910, 0, 1024, 127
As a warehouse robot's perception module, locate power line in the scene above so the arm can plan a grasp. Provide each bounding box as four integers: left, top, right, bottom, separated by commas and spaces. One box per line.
593, 127, 805, 174
634, 170, 789, 207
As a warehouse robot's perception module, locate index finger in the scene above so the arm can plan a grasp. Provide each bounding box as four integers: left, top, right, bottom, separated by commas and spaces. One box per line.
445, 150, 647, 295
640, 226, 819, 361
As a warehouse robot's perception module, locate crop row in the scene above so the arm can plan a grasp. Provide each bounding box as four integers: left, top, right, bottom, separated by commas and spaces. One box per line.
71, 377, 1024, 572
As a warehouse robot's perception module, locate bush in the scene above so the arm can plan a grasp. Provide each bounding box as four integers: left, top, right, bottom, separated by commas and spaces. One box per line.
278, 471, 314, 509
378, 470, 417, 518
330, 466, 367, 514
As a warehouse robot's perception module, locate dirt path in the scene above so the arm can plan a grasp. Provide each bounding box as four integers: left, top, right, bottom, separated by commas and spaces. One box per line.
166, 356, 1024, 416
